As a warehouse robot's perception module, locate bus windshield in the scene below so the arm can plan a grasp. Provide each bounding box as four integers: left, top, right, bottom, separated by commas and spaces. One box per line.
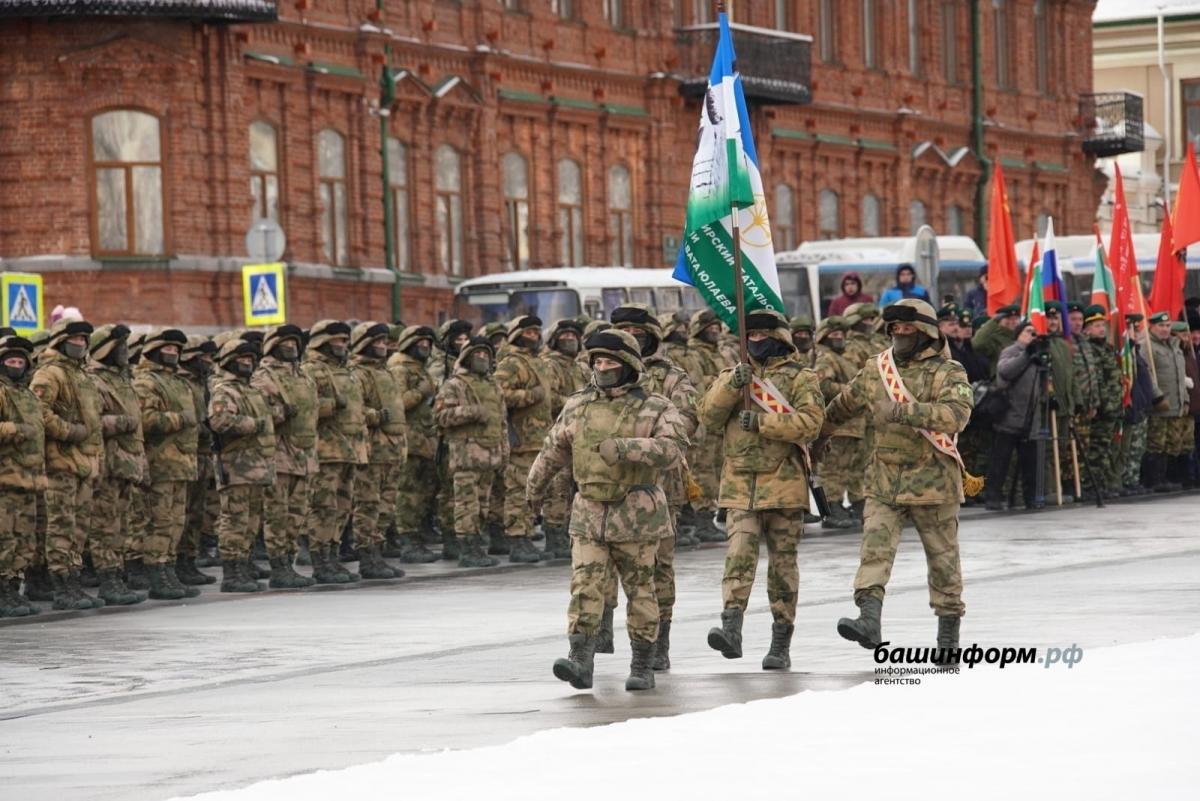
776, 266, 815, 319
452, 288, 581, 327
817, 265, 897, 315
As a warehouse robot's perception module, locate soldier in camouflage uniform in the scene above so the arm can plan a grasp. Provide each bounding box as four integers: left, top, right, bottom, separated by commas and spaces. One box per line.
387, 325, 440, 563
658, 311, 690, 368
348, 322, 407, 580
1043, 303, 1080, 500
252, 324, 319, 588
685, 309, 730, 542
433, 337, 506, 568
207, 339, 275, 592
84, 324, 147, 606
176, 336, 220, 586
700, 310, 824, 670
971, 305, 1021, 379
1078, 306, 1123, 498
1146, 311, 1191, 490
495, 315, 554, 563
31, 319, 105, 610
825, 299, 973, 660
0, 336, 44, 617
539, 318, 589, 560
429, 319, 474, 558
813, 316, 866, 529
479, 323, 511, 555
530, 329, 688, 691
789, 315, 817, 369
481, 321, 508, 355
301, 320, 363, 584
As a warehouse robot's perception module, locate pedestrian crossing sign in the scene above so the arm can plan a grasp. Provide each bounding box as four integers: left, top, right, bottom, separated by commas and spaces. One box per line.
1, 272, 44, 333
241, 262, 286, 326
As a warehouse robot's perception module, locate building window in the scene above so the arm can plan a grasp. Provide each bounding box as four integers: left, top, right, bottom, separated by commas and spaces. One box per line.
386, 138, 411, 273
775, 0, 791, 31
558, 158, 584, 265
947, 204, 965, 235
435, 144, 464, 276
819, 189, 840, 239
552, 0, 578, 20
774, 183, 797, 250
500, 0, 525, 11
694, 0, 712, 25
249, 121, 279, 224
908, 0, 922, 77
1184, 80, 1200, 153
317, 129, 348, 266
1036, 210, 1051, 239
993, 0, 1011, 89
862, 193, 882, 236
941, 1, 958, 83
862, 0, 879, 69
502, 152, 530, 271
603, 0, 625, 28
909, 199, 927, 234
1033, 0, 1049, 94
819, 0, 838, 63
90, 109, 165, 256
609, 165, 634, 267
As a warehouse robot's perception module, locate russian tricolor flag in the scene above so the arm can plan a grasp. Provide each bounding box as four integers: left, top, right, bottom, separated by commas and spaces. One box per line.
1041, 218, 1070, 337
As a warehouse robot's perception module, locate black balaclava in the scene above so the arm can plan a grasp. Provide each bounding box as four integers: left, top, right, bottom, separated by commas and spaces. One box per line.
408, 341, 431, 362
103, 341, 129, 369
273, 340, 299, 363
793, 333, 814, 353
747, 336, 792, 363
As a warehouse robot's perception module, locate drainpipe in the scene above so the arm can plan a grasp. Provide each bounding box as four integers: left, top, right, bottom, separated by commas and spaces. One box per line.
379, 3, 400, 322
1159, 11, 1171, 211
971, 0, 990, 247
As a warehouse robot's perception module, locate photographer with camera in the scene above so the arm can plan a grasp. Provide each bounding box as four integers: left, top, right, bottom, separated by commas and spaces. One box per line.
984, 322, 1046, 510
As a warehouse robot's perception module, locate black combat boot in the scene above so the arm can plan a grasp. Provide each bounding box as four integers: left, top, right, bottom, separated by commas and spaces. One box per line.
552, 634, 596, 689
162, 562, 201, 598
508, 537, 543, 564
707, 607, 744, 659
358, 544, 402, 580
176, 554, 216, 585
9, 577, 39, 615
398, 532, 438, 564
24, 564, 55, 602
309, 543, 345, 584
458, 535, 499, 568
51, 571, 93, 610
595, 605, 616, 654
97, 569, 145, 606
651, 619, 672, 671
67, 571, 105, 608
220, 559, 262, 593
625, 641, 656, 691
295, 535, 313, 567
849, 499, 866, 523
289, 551, 316, 586
196, 534, 221, 567
932, 615, 962, 666
147, 563, 186, 600
246, 557, 271, 580
1158, 454, 1183, 492
329, 543, 360, 582
268, 555, 312, 589
694, 511, 724, 543
441, 529, 462, 561
382, 527, 405, 558
80, 552, 100, 587
837, 596, 883, 649
762, 622, 794, 670
486, 522, 510, 555
123, 558, 151, 591
0, 579, 33, 617
822, 504, 855, 530
543, 525, 571, 560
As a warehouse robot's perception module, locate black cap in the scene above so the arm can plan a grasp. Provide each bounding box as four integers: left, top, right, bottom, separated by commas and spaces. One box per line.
611, 306, 655, 327
584, 330, 641, 361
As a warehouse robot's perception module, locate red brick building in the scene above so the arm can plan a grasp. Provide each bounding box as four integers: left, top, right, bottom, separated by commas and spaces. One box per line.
0, 0, 1120, 328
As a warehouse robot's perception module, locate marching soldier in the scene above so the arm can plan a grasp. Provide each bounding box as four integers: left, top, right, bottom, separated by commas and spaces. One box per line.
972, 304, 1021, 378
825, 299, 973, 660
789, 315, 817, 368
700, 310, 824, 670
530, 329, 688, 691
539, 318, 589, 560
842, 302, 887, 368
430, 319, 474, 557
685, 309, 729, 542
177, 336, 219, 587
812, 316, 866, 529
0, 335, 44, 617
658, 311, 690, 368
387, 325, 440, 563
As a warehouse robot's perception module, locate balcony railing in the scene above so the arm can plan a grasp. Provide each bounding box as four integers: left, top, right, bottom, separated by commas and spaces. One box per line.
1079, 92, 1144, 158
674, 23, 812, 106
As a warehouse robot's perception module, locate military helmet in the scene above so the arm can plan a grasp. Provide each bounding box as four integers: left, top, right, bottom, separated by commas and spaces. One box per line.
89, 323, 131, 363
814, 315, 848, 344
582, 319, 611, 340
350, 321, 392, 355
182, 335, 217, 360
506, 314, 543, 344
657, 310, 688, 337
744, 308, 795, 349
127, 332, 146, 362
307, 319, 352, 351
688, 308, 719, 339
215, 337, 259, 369
29, 329, 51, 360
141, 327, 187, 358
454, 335, 495, 370
611, 304, 662, 335
262, 324, 304, 357
546, 317, 584, 348
583, 328, 644, 375
397, 324, 436, 354
0, 334, 34, 366
437, 318, 473, 347
789, 314, 815, 334
480, 321, 507, 341
46, 318, 94, 351
881, 298, 941, 340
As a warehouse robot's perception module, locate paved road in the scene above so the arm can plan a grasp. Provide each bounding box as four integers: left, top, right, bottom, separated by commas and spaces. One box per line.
2, 496, 1198, 801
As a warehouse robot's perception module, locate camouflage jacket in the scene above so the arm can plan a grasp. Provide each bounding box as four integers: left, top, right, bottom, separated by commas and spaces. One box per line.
351, 356, 408, 464
642, 354, 699, 506
433, 368, 509, 474
541, 350, 590, 419
660, 340, 690, 370
971, 318, 1015, 378
252, 356, 319, 476
495, 347, 554, 454
387, 352, 437, 460
686, 339, 727, 395
699, 356, 824, 512
178, 367, 213, 456
826, 347, 972, 505
426, 347, 452, 389
1082, 337, 1123, 419
0, 374, 46, 490
1046, 334, 1079, 416
794, 348, 817, 369
302, 350, 367, 465
527, 382, 687, 543
133, 360, 199, 482
844, 331, 879, 370
86, 362, 147, 483
31, 350, 103, 478
208, 372, 276, 487
1070, 334, 1101, 415
814, 346, 866, 439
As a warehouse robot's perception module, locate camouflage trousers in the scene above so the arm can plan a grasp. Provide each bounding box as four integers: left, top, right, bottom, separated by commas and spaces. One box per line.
181, 457, 218, 559
44, 471, 95, 573
452, 468, 499, 537
604, 506, 680, 621
1148, 415, 1194, 455
0, 487, 36, 580
309, 462, 355, 547
436, 449, 454, 535
142, 479, 188, 566
721, 507, 804, 625
264, 471, 310, 556
486, 467, 504, 528
855, 499, 964, 618
1119, 419, 1148, 486
126, 483, 146, 560
688, 431, 723, 513
1083, 417, 1121, 493
87, 477, 133, 570
818, 436, 865, 504
542, 469, 574, 528
394, 455, 437, 533
352, 462, 402, 548
376, 461, 402, 535
217, 483, 267, 561
568, 536, 658, 643
504, 451, 538, 539
959, 423, 991, 481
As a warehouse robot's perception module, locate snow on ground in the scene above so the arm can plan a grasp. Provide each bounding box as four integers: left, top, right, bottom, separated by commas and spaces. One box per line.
174, 633, 1196, 801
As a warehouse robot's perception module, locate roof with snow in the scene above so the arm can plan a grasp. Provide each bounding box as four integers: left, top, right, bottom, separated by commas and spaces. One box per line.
0, 0, 276, 20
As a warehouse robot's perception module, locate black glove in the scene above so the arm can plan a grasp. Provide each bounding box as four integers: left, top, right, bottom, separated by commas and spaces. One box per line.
378, 408, 391, 425
738, 410, 760, 432
731, 363, 752, 389
255, 418, 269, 434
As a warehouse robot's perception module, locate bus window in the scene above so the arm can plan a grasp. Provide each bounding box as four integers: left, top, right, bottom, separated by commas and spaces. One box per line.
453, 292, 508, 326
630, 288, 654, 306
818, 265, 894, 315
601, 288, 627, 318
681, 286, 706, 313
508, 289, 581, 322
937, 266, 985, 310
656, 287, 682, 311
776, 265, 815, 319
584, 299, 602, 319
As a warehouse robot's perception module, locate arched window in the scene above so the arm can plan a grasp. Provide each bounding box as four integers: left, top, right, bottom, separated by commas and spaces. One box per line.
557, 158, 584, 265
602, 0, 626, 27
249, 121, 279, 224
435, 144, 464, 275
861, 193, 882, 236
774, 184, 797, 250
90, 109, 164, 256
908, 0, 922, 76
947, 204, 965, 236
609, 165, 634, 266
386, 138, 411, 273
819, 0, 838, 63
818, 189, 840, 239
502, 152, 530, 270
993, 0, 1012, 89
862, 0, 880, 69
909, 199, 927, 234
317, 129, 348, 266
1034, 0, 1049, 93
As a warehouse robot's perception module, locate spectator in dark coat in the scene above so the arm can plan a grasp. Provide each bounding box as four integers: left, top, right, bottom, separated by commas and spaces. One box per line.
984, 322, 1044, 510
826, 271, 873, 317
962, 266, 989, 317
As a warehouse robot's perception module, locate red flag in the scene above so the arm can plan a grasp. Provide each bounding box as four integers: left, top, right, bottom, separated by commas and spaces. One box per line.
1021, 238, 1040, 317
1172, 142, 1200, 251
1109, 164, 1139, 343
1149, 202, 1186, 319
986, 164, 1021, 314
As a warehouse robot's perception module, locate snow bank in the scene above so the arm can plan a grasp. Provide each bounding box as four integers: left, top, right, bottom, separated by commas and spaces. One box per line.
175, 634, 1197, 801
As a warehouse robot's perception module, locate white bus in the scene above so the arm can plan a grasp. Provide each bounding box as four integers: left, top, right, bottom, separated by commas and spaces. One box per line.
1016, 234, 1200, 304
